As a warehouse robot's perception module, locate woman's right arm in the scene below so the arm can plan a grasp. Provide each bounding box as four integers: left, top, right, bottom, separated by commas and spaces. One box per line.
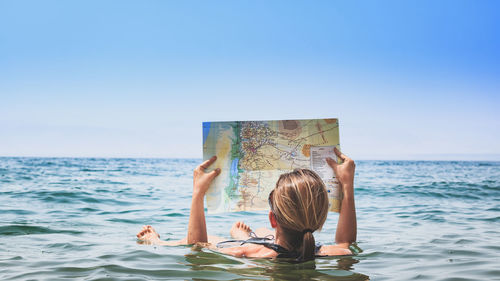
326, 148, 357, 247
187, 156, 221, 244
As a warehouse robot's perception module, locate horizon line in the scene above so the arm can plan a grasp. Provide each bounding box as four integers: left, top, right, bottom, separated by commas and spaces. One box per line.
1, 154, 499, 162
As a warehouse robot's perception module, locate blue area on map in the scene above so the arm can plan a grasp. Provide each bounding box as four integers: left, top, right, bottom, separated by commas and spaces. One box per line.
230, 158, 239, 181
202, 122, 211, 145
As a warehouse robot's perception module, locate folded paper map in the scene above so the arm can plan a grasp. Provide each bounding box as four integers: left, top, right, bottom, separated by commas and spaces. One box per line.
202, 118, 341, 213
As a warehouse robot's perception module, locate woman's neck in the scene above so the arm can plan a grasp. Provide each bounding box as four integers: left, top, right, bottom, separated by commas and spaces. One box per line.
274, 227, 296, 251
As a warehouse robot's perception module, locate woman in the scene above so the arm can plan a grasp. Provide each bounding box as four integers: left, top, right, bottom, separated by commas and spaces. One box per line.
137, 148, 357, 261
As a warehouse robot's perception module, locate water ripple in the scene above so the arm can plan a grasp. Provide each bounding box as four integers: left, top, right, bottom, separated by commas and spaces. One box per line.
0, 225, 84, 236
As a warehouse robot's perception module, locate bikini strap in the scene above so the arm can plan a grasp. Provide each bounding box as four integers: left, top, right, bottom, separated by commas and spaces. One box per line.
216, 233, 312, 259
261, 242, 295, 256
216, 232, 274, 248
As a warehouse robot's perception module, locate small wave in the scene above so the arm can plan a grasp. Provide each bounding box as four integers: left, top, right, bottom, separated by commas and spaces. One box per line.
98, 198, 135, 206
14, 190, 135, 206
454, 239, 474, 245
0, 225, 83, 236
78, 207, 99, 212
357, 251, 387, 258
442, 249, 483, 257
466, 216, 500, 223
106, 218, 141, 224
97, 250, 167, 261
46, 242, 93, 251
430, 238, 450, 244
164, 212, 186, 217
84, 179, 127, 185
1, 255, 23, 261
16, 175, 33, 180
80, 168, 105, 172
46, 242, 76, 249
0, 209, 37, 215
478, 162, 497, 166
390, 183, 492, 201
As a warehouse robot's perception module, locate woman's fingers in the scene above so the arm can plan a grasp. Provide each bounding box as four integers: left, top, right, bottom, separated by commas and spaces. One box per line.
333, 147, 347, 161
209, 168, 221, 179
199, 156, 217, 170
326, 157, 338, 170
192, 157, 221, 197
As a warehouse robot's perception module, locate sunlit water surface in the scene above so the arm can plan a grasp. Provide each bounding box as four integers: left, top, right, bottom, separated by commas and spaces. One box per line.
1, 158, 499, 280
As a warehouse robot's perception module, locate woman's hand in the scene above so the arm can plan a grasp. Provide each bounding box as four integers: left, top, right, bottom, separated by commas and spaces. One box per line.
193, 156, 221, 197
326, 147, 355, 187
327, 148, 357, 245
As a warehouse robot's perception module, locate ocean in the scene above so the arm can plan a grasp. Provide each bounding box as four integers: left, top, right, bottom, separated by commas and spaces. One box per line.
0, 158, 499, 280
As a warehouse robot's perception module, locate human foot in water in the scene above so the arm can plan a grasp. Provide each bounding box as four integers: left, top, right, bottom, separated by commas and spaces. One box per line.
136, 225, 187, 246
137, 225, 162, 245
230, 221, 252, 240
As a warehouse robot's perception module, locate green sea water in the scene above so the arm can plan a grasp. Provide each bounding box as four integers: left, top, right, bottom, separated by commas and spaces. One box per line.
0, 158, 499, 280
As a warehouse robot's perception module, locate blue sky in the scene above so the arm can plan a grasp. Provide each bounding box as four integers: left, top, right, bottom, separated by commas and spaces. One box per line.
1, 0, 499, 159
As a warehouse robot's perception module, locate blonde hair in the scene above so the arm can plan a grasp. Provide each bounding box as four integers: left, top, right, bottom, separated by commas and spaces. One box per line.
269, 168, 329, 261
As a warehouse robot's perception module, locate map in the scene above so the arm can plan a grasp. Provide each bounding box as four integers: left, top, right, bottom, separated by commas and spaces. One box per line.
202, 118, 341, 213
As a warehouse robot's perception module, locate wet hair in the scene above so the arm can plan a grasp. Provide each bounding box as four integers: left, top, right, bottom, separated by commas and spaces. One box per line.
268, 168, 329, 261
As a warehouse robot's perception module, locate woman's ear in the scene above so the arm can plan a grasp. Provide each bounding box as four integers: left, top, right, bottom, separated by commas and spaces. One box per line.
269, 211, 277, 228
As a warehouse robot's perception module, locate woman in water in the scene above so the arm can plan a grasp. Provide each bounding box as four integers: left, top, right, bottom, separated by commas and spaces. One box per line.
137, 147, 356, 261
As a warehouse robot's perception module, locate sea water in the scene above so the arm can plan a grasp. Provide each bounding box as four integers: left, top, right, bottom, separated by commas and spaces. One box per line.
0, 158, 499, 280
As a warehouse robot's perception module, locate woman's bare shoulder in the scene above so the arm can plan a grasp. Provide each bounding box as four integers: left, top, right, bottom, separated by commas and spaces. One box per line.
217, 244, 277, 258
317, 244, 353, 256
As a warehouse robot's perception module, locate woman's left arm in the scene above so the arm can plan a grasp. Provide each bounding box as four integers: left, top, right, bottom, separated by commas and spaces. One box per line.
186, 156, 221, 244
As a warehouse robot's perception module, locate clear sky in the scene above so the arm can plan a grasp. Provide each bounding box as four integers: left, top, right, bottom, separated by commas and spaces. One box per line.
1, 0, 499, 160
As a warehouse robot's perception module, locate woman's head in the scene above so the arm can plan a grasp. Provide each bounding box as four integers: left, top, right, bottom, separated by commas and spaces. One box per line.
268, 168, 329, 261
